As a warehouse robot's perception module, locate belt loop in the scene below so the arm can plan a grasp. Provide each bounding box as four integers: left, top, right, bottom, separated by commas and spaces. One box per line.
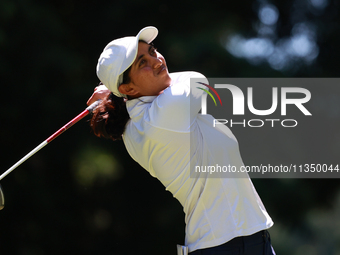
264, 230, 268, 242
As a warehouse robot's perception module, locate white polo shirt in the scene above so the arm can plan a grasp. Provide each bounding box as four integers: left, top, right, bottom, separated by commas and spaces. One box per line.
123, 71, 273, 252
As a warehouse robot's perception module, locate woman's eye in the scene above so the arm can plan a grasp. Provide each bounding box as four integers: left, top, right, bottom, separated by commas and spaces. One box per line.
139, 59, 146, 66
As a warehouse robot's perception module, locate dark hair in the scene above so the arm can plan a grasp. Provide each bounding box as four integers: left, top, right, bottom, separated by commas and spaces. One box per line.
90, 67, 132, 141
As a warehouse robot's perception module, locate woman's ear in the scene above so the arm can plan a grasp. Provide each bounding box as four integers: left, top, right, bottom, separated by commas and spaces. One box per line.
118, 83, 139, 97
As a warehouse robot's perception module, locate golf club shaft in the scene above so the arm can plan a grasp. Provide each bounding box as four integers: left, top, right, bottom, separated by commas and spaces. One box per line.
0, 101, 100, 181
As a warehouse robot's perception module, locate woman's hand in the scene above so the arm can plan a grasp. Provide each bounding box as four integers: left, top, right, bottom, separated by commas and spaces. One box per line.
87, 84, 110, 106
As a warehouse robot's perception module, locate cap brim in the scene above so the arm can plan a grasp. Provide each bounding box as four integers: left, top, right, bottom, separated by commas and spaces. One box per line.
136, 26, 158, 44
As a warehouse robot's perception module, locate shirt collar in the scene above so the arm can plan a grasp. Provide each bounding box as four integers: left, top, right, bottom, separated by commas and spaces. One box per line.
126, 95, 157, 119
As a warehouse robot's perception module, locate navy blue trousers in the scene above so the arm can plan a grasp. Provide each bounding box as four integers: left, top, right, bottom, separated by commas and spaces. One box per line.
189, 230, 275, 255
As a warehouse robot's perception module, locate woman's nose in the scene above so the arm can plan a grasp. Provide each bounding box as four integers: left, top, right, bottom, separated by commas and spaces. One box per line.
152, 58, 162, 69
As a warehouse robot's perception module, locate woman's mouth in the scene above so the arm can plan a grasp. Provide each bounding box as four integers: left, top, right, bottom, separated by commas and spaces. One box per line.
157, 64, 166, 75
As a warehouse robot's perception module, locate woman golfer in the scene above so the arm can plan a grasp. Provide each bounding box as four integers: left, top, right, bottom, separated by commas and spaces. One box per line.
87, 26, 275, 255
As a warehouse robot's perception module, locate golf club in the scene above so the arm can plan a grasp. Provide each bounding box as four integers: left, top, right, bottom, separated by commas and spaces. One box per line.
0, 100, 100, 210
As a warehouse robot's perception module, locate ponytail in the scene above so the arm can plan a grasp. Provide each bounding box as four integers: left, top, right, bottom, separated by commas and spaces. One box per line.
90, 60, 133, 141
90, 90, 130, 141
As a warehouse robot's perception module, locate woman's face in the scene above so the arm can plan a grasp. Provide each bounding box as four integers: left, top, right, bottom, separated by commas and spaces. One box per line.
118, 41, 171, 98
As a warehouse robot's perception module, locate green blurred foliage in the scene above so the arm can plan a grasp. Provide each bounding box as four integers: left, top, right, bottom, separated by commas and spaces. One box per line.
1, 0, 340, 254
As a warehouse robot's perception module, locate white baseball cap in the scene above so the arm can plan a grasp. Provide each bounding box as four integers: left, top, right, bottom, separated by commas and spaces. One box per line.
96, 26, 158, 97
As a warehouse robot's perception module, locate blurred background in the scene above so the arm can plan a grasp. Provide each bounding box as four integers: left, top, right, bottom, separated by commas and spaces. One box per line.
1, 0, 340, 254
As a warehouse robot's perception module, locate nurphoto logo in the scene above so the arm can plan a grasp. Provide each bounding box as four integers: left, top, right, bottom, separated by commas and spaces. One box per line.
197, 79, 312, 128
